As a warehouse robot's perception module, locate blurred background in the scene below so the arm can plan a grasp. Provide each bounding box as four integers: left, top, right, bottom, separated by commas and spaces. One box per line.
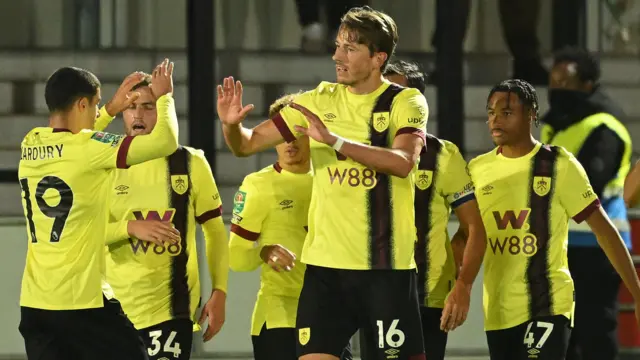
0, 0, 640, 359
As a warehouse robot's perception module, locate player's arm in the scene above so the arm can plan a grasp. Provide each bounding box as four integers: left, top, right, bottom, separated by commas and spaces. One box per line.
450, 226, 466, 274
289, 89, 427, 178
191, 151, 228, 293
222, 120, 285, 157
228, 181, 268, 272
217, 77, 285, 156
85, 94, 179, 170
560, 156, 640, 302
625, 160, 640, 207
104, 220, 180, 246
440, 151, 485, 331
442, 150, 485, 288
94, 106, 115, 131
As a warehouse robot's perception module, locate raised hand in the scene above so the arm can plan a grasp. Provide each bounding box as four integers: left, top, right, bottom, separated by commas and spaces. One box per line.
216, 76, 255, 125
105, 72, 146, 116
149, 58, 174, 100
290, 103, 337, 145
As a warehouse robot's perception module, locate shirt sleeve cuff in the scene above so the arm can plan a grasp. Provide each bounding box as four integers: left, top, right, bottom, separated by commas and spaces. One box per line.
572, 199, 601, 223
196, 206, 223, 224
396, 127, 426, 145
230, 224, 260, 241
116, 136, 135, 169
271, 113, 296, 143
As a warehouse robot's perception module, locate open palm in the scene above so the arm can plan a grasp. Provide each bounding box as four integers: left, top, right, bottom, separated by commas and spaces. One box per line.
216, 76, 254, 125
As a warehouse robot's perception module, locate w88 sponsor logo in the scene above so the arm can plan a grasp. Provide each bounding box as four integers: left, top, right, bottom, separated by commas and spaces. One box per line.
327, 166, 377, 188
488, 209, 538, 256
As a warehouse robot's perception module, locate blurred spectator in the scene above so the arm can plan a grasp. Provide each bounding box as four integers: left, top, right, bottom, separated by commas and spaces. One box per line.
294, 0, 368, 53
541, 47, 632, 360
431, 0, 547, 85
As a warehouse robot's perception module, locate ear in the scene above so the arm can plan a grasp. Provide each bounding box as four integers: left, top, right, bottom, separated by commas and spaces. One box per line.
76, 97, 89, 111
528, 108, 537, 126
375, 52, 388, 69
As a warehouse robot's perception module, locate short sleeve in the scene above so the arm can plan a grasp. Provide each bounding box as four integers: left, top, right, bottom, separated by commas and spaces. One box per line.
229, 179, 268, 241
391, 88, 428, 144
190, 150, 223, 224
558, 154, 601, 223
439, 146, 475, 209
82, 130, 134, 170
272, 89, 316, 143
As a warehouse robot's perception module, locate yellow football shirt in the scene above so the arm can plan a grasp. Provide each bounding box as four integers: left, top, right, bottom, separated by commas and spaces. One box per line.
229, 163, 312, 336
272, 81, 428, 270
18, 95, 179, 310
105, 147, 223, 330
415, 135, 475, 308
469, 143, 600, 331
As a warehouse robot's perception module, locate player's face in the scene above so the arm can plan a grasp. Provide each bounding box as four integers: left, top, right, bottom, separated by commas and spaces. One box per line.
549, 61, 590, 92
275, 136, 310, 166
332, 29, 384, 86
486, 91, 531, 146
384, 74, 408, 87
122, 86, 157, 136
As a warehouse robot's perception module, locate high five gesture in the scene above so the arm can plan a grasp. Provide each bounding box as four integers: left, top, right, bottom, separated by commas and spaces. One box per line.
217, 77, 255, 125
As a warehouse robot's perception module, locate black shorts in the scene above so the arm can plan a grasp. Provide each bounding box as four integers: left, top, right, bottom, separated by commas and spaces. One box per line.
19, 296, 147, 360
486, 315, 571, 360
252, 324, 354, 360
139, 318, 194, 360
360, 306, 448, 360
296, 265, 425, 359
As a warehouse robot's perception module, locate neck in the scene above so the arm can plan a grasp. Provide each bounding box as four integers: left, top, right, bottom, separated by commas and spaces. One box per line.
500, 135, 537, 158
48, 113, 79, 133
279, 159, 310, 174
347, 73, 384, 95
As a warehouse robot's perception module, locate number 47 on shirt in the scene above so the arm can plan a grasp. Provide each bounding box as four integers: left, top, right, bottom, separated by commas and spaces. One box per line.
523, 321, 554, 350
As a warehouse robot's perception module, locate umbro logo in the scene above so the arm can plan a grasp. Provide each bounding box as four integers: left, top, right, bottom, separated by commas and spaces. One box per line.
481, 184, 493, 195
528, 348, 540, 356
115, 185, 129, 195
385, 348, 400, 356
280, 200, 294, 209
324, 113, 336, 122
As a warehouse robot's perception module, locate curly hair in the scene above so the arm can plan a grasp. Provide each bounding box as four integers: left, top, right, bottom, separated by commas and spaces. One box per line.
268, 92, 303, 119
487, 79, 539, 126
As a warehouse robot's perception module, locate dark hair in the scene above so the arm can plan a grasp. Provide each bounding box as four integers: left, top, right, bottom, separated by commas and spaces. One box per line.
44, 67, 101, 113
340, 6, 398, 71
383, 59, 427, 94
553, 46, 601, 83
131, 73, 152, 91
487, 79, 539, 126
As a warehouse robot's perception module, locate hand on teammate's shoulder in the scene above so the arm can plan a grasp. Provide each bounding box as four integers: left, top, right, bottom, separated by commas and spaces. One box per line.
150, 58, 174, 100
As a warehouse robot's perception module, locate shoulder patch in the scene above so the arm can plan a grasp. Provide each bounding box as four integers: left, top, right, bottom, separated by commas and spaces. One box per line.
233, 190, 247, 214
91, 132, 123, 147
